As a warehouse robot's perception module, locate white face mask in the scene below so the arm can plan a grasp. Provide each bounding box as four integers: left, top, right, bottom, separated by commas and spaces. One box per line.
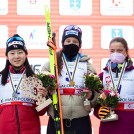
110, 52, 126, 64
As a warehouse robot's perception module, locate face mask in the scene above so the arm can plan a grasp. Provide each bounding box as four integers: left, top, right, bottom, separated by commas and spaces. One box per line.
110, 52, 126, 64
62, 44, 79, 60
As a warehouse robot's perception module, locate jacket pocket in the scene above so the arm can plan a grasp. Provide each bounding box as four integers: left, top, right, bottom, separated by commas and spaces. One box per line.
18, 105, 39, 121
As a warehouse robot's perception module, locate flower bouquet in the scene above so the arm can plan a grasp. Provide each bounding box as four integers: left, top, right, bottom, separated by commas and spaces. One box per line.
97, 84, 119, 122
84, 73, 102, 92
35, 71, 57, 91
81, 73, 102, 109
82, 73, 102, 97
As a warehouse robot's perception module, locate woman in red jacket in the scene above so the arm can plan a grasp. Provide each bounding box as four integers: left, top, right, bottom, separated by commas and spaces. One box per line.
0, 34, 48, 134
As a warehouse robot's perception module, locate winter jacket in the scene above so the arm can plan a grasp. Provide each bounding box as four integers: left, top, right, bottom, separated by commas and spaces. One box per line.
42, 52, 98, 120
0, 66, 47, 134
94, 62, 134, 134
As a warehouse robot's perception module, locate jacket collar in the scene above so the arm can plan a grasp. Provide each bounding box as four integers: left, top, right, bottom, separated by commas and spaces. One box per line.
104, 66, 134, 72
9, 65, 25, 74
63, 52, 84, 61
104, 59, 134, 72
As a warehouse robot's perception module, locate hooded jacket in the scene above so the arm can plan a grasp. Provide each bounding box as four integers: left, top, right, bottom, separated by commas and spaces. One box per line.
42, 52, 98, 120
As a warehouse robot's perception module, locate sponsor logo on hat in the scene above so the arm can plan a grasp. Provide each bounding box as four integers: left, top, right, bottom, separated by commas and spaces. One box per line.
65, 30, 78, 36
13, 45, 18, 48
8, 41, 23, 47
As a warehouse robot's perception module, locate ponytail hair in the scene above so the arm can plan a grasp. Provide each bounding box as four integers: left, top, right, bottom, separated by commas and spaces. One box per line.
57, 50, 63, 75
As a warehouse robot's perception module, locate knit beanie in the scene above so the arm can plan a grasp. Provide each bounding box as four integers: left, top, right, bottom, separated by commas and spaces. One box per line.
61, 25, 82, 47
6, 34, 28, 55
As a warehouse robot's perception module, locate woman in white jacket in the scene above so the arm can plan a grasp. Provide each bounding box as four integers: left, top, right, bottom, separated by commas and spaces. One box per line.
42, 25, 98, 134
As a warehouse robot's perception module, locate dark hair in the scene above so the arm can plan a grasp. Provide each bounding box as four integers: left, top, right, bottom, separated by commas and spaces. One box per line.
0, 58, 34, 85
57, 50, 63, 75
110, 37, 128, 52
109, 37, 133, 66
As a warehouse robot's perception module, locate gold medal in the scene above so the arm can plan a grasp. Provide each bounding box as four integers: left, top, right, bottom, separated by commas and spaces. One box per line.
70, 81, 75, 86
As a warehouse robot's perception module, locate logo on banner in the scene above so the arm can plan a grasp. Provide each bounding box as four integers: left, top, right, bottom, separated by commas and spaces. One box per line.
112, 0, 121, 6
29, 0, 37, 4
105, 76, 111, 83
29, 29, 35, 40
111, 29, 123, 39
70, 0, 81, 10
30, 64, 41, 73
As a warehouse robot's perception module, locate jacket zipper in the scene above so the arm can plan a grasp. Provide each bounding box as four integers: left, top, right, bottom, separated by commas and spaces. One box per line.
70, 95, 72, 121
15, 105, 21, 134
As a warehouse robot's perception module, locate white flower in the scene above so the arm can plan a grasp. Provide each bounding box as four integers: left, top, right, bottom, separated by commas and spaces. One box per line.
41, 71, 52, 75
110, 91, 115, 96
89, 73, 93, 76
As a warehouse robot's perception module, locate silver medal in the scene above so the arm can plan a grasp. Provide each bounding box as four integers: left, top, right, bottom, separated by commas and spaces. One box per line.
12, 92, 18, 98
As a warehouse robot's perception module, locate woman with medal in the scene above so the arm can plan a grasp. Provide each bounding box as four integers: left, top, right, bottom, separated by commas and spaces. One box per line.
42, 25, 98, 134
94, 37, 134, 134
0, 34, 48, 134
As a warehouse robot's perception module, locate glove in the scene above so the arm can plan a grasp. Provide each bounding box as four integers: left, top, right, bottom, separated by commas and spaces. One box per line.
98, 106, 110, 119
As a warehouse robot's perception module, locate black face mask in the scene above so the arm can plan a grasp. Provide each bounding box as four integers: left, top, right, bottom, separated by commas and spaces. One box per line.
62, 44, 79, 60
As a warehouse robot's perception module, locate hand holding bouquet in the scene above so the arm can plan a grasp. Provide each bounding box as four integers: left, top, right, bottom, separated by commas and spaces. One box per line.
84, 73, 102, 92
35, 71, 57, 91
82, 73, 102, 98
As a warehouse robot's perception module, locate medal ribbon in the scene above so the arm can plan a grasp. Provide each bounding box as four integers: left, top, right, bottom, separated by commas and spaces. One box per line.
62, 53, 79, 83
9, 70, 25, 93
108, 61, 127, 91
